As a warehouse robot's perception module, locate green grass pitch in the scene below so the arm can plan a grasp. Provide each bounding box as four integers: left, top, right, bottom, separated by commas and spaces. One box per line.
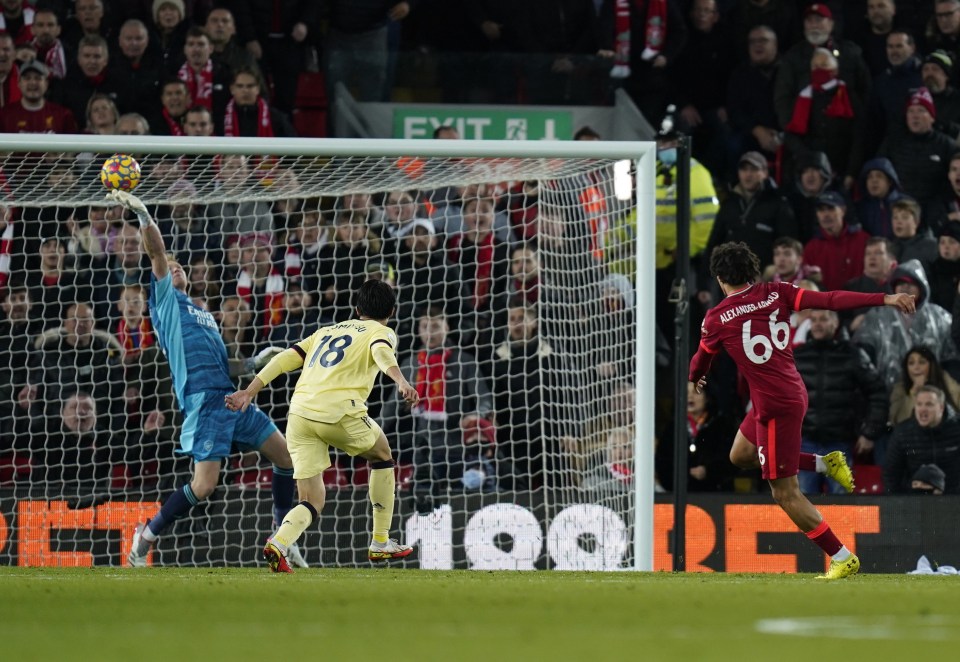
1, 569, 958, 661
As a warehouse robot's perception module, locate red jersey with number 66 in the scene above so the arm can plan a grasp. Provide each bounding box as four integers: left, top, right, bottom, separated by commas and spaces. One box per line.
689, 282, 884, 420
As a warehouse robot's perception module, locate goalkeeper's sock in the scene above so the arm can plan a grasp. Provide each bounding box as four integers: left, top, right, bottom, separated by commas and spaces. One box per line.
271, 465, 296, 527
147, 484, 201, 536
369, 460, 396, 545
798, 452, 818, 472
271, 501, 318, 551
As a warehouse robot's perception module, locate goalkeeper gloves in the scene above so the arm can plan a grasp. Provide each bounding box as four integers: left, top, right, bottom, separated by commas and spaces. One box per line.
106, 189, 152, 227
243, 346, 285, 375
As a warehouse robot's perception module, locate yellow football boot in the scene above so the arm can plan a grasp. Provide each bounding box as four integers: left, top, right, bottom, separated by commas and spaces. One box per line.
823, 451, 855, 493
817, 554, 860, 580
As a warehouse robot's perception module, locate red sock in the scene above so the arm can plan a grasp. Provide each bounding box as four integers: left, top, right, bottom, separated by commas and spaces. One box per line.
805, 520, 843, 556
799, 452, 817, 472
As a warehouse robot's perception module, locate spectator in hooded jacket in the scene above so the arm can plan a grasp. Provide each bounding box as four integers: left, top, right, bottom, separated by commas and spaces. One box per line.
884, 385, 960, 493
786, 150, 840, 243
855, 157, 904, 240
855, 259, 957, 392
794, 309, 887, 494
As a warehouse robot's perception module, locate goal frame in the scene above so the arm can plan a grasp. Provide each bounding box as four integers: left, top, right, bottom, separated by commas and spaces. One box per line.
0, 134, 657, 571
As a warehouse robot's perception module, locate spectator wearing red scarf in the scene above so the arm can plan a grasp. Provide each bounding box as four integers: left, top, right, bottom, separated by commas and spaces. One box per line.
222, 66, 295, 137
774, 3, 870, 149
149, 79, 189, 136
114, 285, 153, 375
30, 9, 68, 81
0, 1, 34, 45
783, 48, 864, 190
178, 27, 230, 126
600, 0, 688, 127
380, 306, 494, 514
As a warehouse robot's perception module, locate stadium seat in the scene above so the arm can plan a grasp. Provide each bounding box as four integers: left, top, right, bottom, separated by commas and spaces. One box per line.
234, 465, 273, 489
293, 108, 327, 137
0, 452, 30, 486
853, 465, 884, 494
110, 464, 135, 490
397, 463, 414, 490
295, 72, 327, 109
352, 464, 369, 487
323, 463, 348, 489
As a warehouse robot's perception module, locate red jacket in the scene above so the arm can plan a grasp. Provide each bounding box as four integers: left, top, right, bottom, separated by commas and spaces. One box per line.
803, 225, 870, 291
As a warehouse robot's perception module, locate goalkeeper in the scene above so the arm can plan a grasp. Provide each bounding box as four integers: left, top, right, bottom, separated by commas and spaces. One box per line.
108, 189, 307, 569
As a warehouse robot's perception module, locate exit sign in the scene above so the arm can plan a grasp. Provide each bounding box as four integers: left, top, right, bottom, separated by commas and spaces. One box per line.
393, 108, 573, 140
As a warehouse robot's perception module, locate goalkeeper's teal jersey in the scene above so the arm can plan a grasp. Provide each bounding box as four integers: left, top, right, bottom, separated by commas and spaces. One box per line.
149, 272, 233, 407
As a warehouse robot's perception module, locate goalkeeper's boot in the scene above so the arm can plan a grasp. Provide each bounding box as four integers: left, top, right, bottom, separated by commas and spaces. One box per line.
816, 554, 860, 580
127, 522, 151, 568
823, 451, 855, 493
286, 541, 309, 569
264, 539, 294, 574
368, 538, 413, 562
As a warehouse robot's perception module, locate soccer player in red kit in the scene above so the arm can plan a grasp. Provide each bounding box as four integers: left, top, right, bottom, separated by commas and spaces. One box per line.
689, 242, 916, 579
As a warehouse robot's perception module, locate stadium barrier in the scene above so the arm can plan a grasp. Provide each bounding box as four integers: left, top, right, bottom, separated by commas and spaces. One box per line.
1, 490, 954, 572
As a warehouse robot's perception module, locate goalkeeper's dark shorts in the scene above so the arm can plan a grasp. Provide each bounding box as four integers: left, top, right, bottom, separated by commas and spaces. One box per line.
179, 390, 278, 462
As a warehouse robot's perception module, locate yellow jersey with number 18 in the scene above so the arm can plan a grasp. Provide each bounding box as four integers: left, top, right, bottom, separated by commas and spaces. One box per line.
290, 319, 398, 423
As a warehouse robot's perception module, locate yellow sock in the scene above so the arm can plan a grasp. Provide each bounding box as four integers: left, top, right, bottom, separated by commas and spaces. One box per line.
271, 504, 315, 550
369, 466, 396, 544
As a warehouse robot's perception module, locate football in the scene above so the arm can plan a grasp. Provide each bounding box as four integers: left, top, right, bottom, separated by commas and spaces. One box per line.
100, 154, 141, 191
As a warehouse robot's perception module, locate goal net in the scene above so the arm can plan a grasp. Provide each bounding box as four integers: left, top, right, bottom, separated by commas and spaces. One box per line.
0, 135, 655, 570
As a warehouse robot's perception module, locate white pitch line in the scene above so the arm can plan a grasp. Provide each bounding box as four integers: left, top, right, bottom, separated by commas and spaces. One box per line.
755, 615, 959, 641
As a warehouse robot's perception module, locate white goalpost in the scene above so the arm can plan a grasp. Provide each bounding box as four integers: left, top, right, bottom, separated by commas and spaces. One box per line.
0, 135, 655, 571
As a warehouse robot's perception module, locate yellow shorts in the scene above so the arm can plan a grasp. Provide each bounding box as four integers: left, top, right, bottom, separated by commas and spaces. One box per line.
285, 413, 381, 479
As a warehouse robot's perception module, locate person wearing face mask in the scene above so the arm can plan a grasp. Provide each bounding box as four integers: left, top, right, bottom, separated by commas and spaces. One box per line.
647, 109, 718, 337
783, 47, 864, 191
774, 4, 871, 143
884, 385, 960, 493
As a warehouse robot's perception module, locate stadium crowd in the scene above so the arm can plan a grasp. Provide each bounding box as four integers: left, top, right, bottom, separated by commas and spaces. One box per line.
1, 0, 960, 504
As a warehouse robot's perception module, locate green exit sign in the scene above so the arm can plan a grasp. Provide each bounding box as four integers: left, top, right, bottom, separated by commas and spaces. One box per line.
393, 108, 573, 140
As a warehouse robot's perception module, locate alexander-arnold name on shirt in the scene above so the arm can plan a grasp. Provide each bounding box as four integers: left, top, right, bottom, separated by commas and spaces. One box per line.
719, 291, 780, 324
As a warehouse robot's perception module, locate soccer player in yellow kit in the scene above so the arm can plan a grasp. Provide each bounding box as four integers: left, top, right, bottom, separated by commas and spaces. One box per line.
225, 280, 420, 572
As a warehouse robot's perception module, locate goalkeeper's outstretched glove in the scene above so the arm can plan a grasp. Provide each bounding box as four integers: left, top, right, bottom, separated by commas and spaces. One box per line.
107, 189, 152, 226
243, 346, 285, 375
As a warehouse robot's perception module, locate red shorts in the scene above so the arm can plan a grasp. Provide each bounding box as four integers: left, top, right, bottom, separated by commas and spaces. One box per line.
738, 407, 803, 480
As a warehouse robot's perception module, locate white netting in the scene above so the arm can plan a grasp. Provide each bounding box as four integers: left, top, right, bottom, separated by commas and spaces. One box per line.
0, 138, 651, 569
